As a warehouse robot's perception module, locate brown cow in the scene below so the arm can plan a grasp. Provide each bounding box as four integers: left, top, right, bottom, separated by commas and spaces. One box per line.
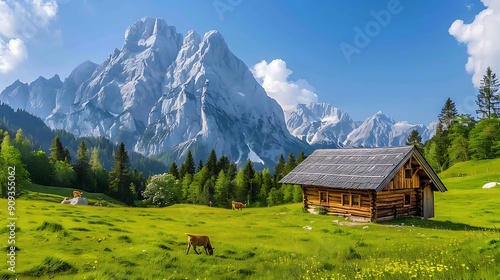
232, 201, 246, 210
73, 190, 83, 198
186, 234, 214, 255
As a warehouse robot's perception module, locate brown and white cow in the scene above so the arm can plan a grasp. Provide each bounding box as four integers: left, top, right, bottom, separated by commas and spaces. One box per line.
73, 190, 83, 198
232, 201, 246, 210
186, 234, 214, 255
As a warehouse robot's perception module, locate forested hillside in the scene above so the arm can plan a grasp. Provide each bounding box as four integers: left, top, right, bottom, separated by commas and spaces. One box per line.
0, 103, 166, 174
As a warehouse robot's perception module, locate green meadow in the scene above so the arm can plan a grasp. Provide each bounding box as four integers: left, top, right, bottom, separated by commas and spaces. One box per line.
1, 159, 500, 279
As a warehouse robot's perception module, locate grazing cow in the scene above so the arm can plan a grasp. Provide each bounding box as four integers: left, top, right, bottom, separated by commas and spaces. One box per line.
186, 234, 214, 255
232, 201, 246, 210
73, 191, 83, 198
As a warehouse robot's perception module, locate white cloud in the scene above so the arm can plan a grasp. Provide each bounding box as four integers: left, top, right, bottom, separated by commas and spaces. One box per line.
31, 0, 58, 26
251, 59, 318, 108
0, 38, 27, 73
449, 0, 500, 87
0, 0, 58, 73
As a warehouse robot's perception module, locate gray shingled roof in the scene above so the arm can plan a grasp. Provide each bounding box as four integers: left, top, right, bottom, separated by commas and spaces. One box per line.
279, 146, 447, 192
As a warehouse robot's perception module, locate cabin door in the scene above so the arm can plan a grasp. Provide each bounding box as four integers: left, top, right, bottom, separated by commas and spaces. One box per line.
422, 185, 434, 219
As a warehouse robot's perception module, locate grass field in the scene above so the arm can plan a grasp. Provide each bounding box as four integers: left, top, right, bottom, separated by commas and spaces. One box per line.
1, 159, 500, 279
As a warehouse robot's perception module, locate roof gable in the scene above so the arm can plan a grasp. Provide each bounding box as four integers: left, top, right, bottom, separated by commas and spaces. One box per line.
279, 146, 447, 192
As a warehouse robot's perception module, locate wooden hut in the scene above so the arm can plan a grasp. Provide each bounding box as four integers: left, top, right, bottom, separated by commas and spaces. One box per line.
279, 146, 447, 221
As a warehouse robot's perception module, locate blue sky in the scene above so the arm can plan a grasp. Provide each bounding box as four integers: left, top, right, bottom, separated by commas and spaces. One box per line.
0, 0, 498, 125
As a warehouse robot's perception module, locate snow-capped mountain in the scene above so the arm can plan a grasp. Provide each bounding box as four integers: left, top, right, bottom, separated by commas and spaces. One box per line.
342, 111, 430, 147
284, 105, 434, 148
0, 17, 307, 166
135, 28, 307, 165
284, 103, 357, 147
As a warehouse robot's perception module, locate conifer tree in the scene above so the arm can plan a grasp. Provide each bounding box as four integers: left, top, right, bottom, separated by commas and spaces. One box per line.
214, 170, 231, 208
274, 154, 285, 182
433, 123, 450, 172
234, 169, 247, 203
63, 147, 72, 163
74, 141, 95, 192
297, 150, 306, 165
49, 135, 65, 162
217, 155, 230, 176
109, 142, 133, 205
284, 152, 297, 175
90, 147, 108, 193
181, 174, 193, 203
258, 168, 273, 206
406, 129, 423, 151
130, 168, 145, 200
438, 98, 458, 129
205, 149, 218, 178
476, 66, 500, 119
185, 150, 196, 174
243, 160, 256, 203
169, 162, 179, 179
197, 160, 204, 172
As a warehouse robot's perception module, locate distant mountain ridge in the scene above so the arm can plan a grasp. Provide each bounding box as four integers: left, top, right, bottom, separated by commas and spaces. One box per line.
284, 105, 435, 148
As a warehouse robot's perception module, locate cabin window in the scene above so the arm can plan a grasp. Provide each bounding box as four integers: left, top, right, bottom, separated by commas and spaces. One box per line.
319, 191, 328, 204
351, 195, 360, 207
342, 194, 350, 206
404, 194, 411, 206
405, 169, 412, 179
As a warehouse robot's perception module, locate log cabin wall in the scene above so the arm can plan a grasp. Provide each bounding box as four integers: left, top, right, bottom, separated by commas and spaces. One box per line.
303, 186, 372, 218
383, 159, 421, 191
377, 159, 424, 220
375, 189, 422, 220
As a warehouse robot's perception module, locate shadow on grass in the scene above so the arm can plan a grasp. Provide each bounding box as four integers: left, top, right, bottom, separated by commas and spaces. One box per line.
381, 218, 500, 232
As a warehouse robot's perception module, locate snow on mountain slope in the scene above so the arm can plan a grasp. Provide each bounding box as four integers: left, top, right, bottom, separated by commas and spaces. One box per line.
136, 29, 307, 165
342, 111, 431, 147
284, 103, 357, 147
46, 60, 98, 129
60, 17, 184, 147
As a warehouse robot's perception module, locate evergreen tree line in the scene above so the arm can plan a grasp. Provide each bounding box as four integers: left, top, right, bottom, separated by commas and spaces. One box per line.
146, 149, 308, 208
407, 66, 500, 172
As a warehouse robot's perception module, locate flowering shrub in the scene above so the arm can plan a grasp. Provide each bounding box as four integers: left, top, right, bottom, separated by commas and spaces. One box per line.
142, 173, 180, 207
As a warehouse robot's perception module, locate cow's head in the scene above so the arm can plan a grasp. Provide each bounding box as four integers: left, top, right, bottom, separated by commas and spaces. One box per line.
208, 246, 214, 255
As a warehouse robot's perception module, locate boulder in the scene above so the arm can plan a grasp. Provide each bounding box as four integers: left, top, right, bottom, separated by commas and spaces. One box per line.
70, 197, 89, 205
482, 182, 500, 189
61, 197, 88, 205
